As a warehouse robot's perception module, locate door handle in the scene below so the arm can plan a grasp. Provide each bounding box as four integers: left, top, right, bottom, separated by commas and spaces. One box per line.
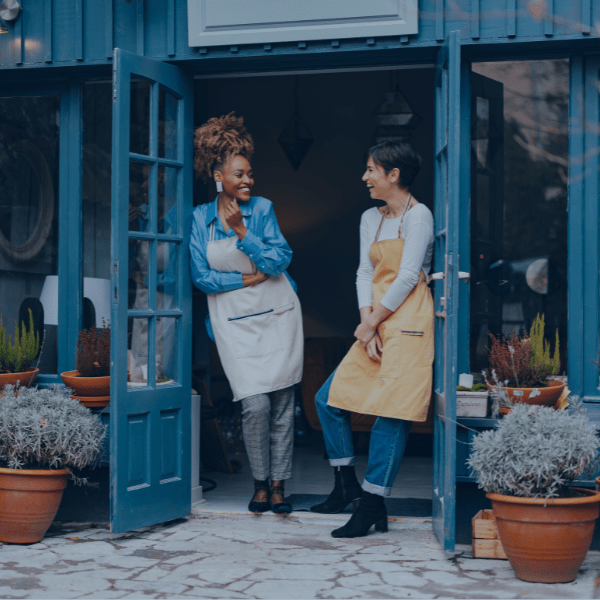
428, 271, 470, 283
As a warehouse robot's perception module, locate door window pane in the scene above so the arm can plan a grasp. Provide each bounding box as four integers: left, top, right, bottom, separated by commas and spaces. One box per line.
128, 317, 150, 386
130, 78, 151, 156
129, 161, 150, 233
156, 317, 177, 383
0, 95, 59, 374
157, 242, 177, 309
158, 166, 178, 235
130, 240, 150, 311
158, 87, 179, 161
471, 60, 568, 374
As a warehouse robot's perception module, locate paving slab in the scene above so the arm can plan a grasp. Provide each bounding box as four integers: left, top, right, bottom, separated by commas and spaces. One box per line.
0, 508, 595, 599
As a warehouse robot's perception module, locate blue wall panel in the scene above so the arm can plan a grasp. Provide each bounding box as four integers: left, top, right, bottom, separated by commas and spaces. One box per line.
1, 0, 598, 70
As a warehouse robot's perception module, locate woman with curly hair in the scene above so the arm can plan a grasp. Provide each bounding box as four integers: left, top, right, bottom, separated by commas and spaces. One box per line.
190, 113, 303, 514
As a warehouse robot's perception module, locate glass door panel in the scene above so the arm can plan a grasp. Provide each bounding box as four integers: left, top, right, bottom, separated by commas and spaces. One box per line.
471, 60, 569, 376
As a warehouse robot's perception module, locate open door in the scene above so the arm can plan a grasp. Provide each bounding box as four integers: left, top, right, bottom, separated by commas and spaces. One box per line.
432, 31, 465, 551
110, 49, 193, 533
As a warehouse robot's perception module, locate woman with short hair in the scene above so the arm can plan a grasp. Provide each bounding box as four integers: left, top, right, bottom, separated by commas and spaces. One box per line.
190, 113, 303, 514
311, 141, 434, 538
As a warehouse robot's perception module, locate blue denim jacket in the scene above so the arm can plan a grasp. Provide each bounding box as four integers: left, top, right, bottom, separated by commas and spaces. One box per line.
190, 195, 297, 340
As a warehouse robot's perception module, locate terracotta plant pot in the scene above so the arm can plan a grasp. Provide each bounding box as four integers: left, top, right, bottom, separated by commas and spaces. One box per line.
0, 467, 69, 543
488, 488, 600, 583
70, 394, 110, 408
489, 379, 565, 409
60, 370, 110, 397
0, 368, 39, 390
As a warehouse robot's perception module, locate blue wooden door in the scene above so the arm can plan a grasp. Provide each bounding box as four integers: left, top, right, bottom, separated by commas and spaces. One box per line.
110, 49, 193, 533
432, 31, 463, 552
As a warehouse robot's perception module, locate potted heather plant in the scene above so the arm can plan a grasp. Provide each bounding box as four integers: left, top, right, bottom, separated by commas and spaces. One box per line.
61, 323, 111, 407
468, 398, 600, 583
485, 313, 565, 412
0, 384, 106, 543
0, 309, 40, 388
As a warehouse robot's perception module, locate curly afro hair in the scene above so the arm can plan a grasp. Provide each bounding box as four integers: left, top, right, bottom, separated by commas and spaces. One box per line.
193, 113, 254, 182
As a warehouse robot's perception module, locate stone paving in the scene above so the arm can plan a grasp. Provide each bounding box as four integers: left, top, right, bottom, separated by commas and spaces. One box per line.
0, 507, 597, 599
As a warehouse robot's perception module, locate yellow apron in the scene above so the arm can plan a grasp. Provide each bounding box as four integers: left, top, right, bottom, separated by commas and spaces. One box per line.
327, 209, 434, 422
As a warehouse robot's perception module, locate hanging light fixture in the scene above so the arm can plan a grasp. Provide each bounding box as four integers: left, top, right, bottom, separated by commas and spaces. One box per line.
372, 71, 422, 143
0, 0, 21, 33
278, 76, 314, 171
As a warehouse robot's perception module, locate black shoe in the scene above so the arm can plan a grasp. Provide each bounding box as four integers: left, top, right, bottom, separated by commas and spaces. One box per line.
310, 466, 363, 514
331, 491, 388, 538
248, 479, 270, 513
270, 481, 292, 514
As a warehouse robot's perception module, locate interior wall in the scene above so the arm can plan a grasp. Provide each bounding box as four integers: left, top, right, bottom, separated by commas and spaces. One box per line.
195, 68, 434, 337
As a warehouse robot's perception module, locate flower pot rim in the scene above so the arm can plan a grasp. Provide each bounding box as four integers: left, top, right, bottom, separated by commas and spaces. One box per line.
487, 380, 566, 392
0, 467, 70, 476
487, 488, 600, 506
60, 370, 110, 381
0, 367, 39, 376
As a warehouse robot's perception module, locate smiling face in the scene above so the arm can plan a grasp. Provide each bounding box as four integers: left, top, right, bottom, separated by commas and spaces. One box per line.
214, 154, 254, 202
362, 156, 400, 201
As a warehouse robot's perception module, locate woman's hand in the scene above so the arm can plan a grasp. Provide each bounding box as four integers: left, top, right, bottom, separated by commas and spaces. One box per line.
223, 199, 247, 240
355, 317, 377, 347
242, 271, 269, 287
365, 332, 383, 363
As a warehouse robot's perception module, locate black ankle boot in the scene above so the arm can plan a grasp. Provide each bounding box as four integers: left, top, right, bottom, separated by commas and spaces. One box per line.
331, 490, 388, 538
270, 481, 292, 514
248, 479, 270, 513
310, 466, 363, 514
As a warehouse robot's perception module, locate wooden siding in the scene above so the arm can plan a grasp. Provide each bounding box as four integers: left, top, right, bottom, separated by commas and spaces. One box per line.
0, 0, 598, 70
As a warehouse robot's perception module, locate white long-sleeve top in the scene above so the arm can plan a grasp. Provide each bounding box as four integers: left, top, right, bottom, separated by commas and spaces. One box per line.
356, 204, 434, 311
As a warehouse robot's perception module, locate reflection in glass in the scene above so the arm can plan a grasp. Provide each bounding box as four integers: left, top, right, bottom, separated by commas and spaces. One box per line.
157, 242, 177, 309
130, 77, 151, 156
474, 97, 490, 169
129, 240, 149, 311
128, 317, 150, 386
0, 95, 59, 374
158, 87, 178, 161
471, 59, 568, 372
158, 166, 178, 235
129, 161, 150, 233
156, 317, 177, 384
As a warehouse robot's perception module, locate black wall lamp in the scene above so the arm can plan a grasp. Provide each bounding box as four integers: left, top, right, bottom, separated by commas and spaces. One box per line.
0, 0, 22, 34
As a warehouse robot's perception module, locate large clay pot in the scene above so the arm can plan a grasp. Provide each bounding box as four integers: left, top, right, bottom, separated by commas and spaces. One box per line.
0, 467, 69, 543
489, 379, 565, 409
488, 488, 600, 583
60, 370, 110, 397
0, 368, 39, 390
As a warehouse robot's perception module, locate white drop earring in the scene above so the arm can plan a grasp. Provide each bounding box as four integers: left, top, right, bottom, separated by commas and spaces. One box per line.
216, 181, 223, 193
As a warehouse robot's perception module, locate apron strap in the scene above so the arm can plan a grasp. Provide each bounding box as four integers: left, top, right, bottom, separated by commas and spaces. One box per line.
373, 194, 413, 243
398, 194, 412, 239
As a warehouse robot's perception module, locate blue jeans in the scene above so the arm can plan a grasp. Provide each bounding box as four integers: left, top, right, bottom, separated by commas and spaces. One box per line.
315, 369, 412, 497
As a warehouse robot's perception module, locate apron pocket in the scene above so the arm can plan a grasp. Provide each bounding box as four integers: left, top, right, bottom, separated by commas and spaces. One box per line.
228, 301, 295, 358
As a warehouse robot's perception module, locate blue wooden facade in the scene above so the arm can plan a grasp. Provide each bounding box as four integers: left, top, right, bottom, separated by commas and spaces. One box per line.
1, 0, 599, 548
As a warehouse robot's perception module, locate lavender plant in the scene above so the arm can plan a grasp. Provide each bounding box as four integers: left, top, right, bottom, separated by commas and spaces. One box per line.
467, 397, 600, 499
0, 385, 106, 483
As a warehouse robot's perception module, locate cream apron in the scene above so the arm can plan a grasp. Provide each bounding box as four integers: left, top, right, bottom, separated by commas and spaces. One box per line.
206, 220, 304, 401
327, 209, 434, 421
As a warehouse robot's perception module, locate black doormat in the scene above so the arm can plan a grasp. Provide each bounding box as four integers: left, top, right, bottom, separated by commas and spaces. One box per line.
287, 494, 432, 518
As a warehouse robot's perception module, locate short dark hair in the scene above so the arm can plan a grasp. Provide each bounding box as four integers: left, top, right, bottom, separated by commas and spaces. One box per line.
365, 142, 422, 189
